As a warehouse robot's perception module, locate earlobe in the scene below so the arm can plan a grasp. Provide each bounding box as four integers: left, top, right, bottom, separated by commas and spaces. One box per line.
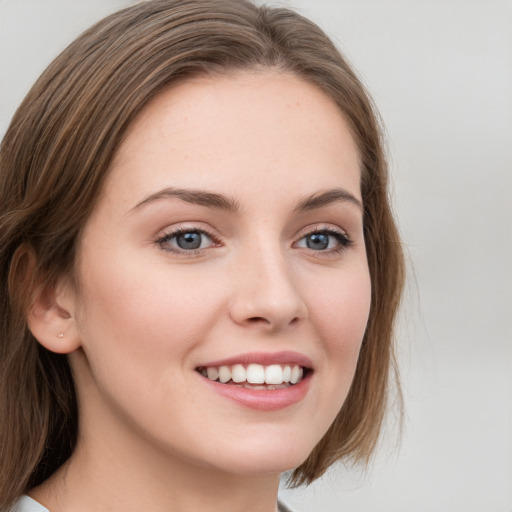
27, 279, 82, 355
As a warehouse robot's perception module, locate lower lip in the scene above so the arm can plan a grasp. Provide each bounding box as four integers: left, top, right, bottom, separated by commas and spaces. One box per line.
199, 373, 312, 411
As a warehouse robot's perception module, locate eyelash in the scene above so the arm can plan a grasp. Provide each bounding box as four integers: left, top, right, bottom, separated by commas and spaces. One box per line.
295, 227, 353, 256
155, 226, 220, 256
154, 225, 353, 256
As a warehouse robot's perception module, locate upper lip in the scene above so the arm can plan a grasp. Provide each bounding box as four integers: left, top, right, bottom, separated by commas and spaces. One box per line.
197, 351, 313, 369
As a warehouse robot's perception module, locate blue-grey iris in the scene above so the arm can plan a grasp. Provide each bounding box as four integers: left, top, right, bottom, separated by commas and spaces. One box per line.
306, 233, 329, 250
176, 232, 202, 250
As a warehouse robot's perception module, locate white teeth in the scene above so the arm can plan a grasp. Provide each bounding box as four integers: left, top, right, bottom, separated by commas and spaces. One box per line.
246, 364, 265, 384
207, 367, 219, 381
290, 365, 303, 384
201, 363, 306, 386
218, 365, 231, 383
265, 364, 283, 385
231, 364, 246, 383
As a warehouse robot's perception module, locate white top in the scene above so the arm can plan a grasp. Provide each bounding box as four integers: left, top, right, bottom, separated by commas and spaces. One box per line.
10, 495, 293, 512
9, 496, 48, 512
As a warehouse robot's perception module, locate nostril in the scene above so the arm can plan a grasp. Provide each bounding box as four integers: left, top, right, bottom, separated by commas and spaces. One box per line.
244, 315, 302, 330
246, 316, 270, 324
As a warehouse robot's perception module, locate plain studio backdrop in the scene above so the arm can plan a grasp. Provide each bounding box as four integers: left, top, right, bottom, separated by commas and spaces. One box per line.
1, 1, 511, 511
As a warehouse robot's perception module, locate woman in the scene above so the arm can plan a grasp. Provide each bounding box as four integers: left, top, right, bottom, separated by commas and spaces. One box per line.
0, 1, 404, 511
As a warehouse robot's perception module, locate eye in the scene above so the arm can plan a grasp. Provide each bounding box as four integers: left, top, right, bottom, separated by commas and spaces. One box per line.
295, 229, 352, 252
155, 228, 216, 253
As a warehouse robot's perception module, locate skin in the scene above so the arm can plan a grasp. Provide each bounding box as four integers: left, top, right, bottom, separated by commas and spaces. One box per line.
30, 71, 371, 512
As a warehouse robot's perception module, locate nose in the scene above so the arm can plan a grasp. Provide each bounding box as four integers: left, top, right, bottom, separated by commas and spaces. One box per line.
228, 245, 308, 333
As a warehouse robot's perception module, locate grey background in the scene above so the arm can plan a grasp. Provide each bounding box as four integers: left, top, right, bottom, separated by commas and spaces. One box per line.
1, 1, 511, 510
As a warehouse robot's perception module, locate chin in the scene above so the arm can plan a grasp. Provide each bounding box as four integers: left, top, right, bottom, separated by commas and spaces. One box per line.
195, 431, 317, 477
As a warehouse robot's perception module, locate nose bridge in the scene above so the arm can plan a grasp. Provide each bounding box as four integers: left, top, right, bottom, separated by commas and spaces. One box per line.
229, 237, 308, 331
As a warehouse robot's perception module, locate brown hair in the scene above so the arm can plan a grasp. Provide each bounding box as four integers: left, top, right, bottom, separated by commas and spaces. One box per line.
0, 0, 404, 506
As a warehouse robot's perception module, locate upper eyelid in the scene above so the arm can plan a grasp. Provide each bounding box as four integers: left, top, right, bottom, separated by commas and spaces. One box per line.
153, 222, 353, 247
156, 223, 219, 238
155, 225, 221, 248
295, 224, 350, 240
296, 229, 351, 245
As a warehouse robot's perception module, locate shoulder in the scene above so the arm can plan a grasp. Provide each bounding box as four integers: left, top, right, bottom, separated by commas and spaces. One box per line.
4, 496, 49, 512
278, 500, 295, 512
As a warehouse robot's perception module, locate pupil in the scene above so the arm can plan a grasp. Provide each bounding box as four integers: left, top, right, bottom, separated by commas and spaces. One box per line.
307, 233, 329, 250
177, 232, 202, 250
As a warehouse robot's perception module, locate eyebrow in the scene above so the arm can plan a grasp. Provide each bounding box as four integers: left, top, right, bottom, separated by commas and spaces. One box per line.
130, 186, 362, 214
294, 188, 363, 212
130, 187, 240, 213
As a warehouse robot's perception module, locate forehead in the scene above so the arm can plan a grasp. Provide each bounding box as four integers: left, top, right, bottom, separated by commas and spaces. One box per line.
103, 71, 361, 211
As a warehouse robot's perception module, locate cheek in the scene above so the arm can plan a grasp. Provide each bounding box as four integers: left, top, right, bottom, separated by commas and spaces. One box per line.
71, 255, 227, 441
289, 262, 371, 443
305, 263, 371, 401
74, 253, 225, 371
310, 266, 371, 350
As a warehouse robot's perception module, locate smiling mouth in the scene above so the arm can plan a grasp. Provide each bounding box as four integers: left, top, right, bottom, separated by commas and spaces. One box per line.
196, 363, 309, 390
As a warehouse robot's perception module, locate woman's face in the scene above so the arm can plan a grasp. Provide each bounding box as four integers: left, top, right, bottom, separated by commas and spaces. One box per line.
67, 72, 371, 475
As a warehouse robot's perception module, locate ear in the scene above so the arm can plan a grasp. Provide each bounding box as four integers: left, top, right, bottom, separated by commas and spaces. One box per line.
26, 268, 82, 355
